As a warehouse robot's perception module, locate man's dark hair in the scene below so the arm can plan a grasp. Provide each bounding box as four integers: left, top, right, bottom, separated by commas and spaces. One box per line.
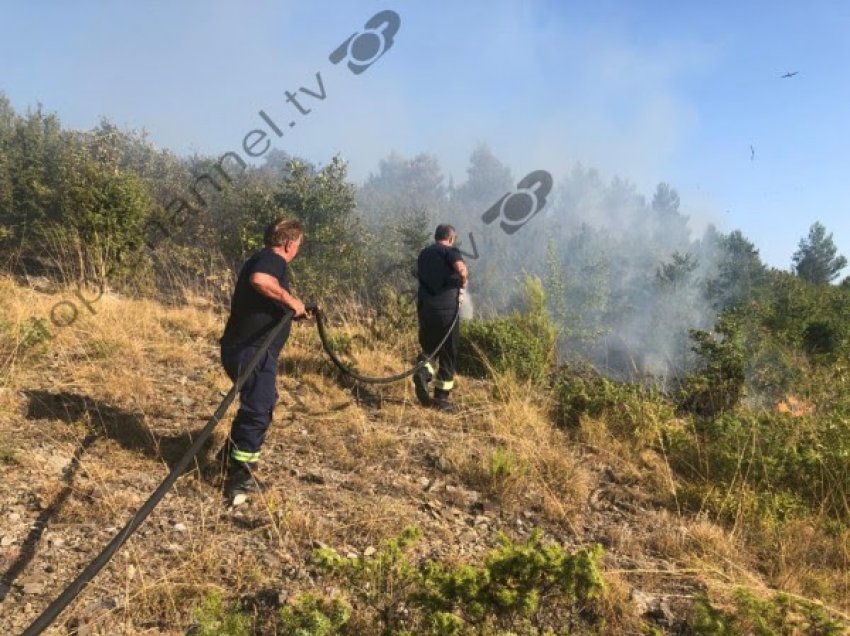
435, 224, 456, 242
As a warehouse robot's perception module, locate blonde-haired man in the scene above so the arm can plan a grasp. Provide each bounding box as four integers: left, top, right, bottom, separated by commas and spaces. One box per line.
219, 217, 308, 500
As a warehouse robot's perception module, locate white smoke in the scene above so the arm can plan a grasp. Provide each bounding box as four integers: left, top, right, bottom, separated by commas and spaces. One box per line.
459, 290, 475, 321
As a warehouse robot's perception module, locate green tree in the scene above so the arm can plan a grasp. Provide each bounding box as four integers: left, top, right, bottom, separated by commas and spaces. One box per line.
792, 221, 847, 284
47, 133, 153, 282
274, 156, 367, 301
450, 144, 516, 314
656, 251, 698, 290
651, 182, 690, 249
453, 143, 513, 208
706, 229, 766, 309
2, 104, 64, 245
545, 226, 612, 352
357, 151, 446, 229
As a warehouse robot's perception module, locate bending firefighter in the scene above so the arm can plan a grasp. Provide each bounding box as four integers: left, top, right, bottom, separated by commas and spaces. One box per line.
413, 224, 468, 412
219, 217, 309, 501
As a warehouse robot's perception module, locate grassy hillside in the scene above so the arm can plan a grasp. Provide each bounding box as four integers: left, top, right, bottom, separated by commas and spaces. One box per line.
1, 274, 848, 634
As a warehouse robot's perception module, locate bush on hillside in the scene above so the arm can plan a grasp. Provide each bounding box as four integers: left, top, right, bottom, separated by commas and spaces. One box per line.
689, 589, 844, 635
666, 409, 850, 522
458, 276, 556, 384
677, 316, 746, 417
307, 525, 607, 634
551, 362, 673, 444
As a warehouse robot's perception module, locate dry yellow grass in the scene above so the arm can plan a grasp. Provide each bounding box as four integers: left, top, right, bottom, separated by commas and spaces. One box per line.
2, 274, 849, 633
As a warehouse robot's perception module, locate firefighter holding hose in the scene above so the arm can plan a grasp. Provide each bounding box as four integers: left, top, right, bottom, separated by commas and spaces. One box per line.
413, 224, 468, 412
219, 217, 310, 501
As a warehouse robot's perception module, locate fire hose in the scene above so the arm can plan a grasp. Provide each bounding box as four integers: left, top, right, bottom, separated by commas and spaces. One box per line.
311, 299, 459, 384
22, 298, 459, 634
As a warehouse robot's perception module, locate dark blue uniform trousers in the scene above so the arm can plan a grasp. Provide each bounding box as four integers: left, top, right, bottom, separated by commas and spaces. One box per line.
220, 345, 279, 467
417, 304, 459, 391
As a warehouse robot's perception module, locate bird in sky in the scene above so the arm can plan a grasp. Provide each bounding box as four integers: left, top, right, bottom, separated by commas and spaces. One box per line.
781, 71, 798, 78
750, 145, 755, 161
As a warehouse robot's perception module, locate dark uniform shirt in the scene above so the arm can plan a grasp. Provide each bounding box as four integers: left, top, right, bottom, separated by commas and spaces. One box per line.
417, 243, 464, 310
221, 248, 292, 354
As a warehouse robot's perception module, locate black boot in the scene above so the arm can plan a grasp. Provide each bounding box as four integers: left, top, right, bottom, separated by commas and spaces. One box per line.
433, 388, 458, 413
413, 358, 434, 407
413, 369, 432, 406
225, 462, 266, 502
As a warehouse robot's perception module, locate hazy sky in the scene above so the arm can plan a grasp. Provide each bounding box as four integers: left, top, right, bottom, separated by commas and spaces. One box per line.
2, 1, 848, 274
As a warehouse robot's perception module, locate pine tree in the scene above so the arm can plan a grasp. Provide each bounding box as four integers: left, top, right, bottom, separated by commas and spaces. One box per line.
792, 222, 847, 285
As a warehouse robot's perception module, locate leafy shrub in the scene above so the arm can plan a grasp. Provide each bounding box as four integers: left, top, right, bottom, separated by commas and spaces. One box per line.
459, 276, 555, 384
314, 525, 423, 628
192, 591, 251, 636
743, 334, 803, 405
666, 410, 850, 522
372, 284, 417, 342
759, 270, 850, 360
312, 525, 606, 634
551, 362, 673, 444
278, 593, 351, 636
463, 446, 529, 504
488, 446, 520, 482
802, 320, 841, 358
19, 317, 53, 350
689, 589, 844, 635
677, 316, 746, 417
416, 531, 605, 631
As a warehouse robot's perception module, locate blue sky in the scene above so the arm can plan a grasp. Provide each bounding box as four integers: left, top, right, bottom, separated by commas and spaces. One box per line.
2, 1, 848, 274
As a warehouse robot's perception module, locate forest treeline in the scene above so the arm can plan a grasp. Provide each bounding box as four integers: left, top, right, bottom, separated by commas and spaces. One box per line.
1, 93, 847, 382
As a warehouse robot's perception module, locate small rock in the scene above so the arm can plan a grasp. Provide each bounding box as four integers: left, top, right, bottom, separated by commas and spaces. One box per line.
630, 588, 675, 626
0, 535, 14, 546
23, 582, 44, 595
20, 576, 45, 595
80, 597, 119, 618
7, 512, 21, 523
173, 523, 187, 533
179, 396, 195, 408
232, 493, 248, 507
418, 477, 431, 489
474, 515, 490, 526
363, 546, 376, 557
164, 543, 183, 554
345, 552, 358, 559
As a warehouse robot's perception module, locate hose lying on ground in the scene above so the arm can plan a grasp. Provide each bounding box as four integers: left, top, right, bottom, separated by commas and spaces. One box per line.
21, 312, 293, 636
23, 299, 458, 634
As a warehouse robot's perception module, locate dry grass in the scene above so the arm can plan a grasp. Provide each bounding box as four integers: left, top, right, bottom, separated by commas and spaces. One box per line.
2, 274, 849, 633
435, 368, 591, 529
